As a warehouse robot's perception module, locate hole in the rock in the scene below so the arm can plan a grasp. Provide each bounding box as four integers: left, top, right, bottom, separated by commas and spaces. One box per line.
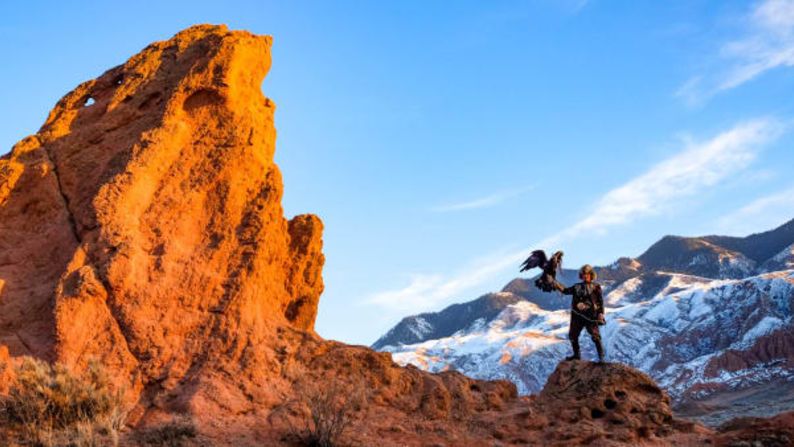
113, 74, 124, 86
615, 390, 627, 400
591, 408, 605, 419
604, 398, 618, 410
630, 407, 639, 414
470, 384, 481, 393
84, 96, 95, 107
285, 296, 307, 321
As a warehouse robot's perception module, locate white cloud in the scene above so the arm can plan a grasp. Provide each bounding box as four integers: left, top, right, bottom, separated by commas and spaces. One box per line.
367, 247, 535, 312
717, 185, 794, 235
366, 118, 784, 314
677, 0, 794, 105
564, 118, 783, 236
430, 186, 533, 212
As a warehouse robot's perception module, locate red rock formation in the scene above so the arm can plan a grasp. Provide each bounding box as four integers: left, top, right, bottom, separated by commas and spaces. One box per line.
705, 328, 794, 377
0, 26, 324, 393
535, 361, 704, 444
0, 24, 788, 446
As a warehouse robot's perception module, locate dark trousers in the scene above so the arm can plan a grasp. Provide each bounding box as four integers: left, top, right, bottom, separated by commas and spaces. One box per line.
569, 313, 604, 360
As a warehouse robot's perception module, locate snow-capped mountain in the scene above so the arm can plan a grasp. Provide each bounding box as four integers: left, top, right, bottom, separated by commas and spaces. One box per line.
371, 292, 523, 349
374, 218, 794, 423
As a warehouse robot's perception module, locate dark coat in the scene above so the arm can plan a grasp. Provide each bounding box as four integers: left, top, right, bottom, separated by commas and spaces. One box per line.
560, 282, 604, 320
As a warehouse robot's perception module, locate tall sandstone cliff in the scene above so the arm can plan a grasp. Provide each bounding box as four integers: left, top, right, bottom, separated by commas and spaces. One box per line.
0, 25, 323, 385
0, 25, 788, 446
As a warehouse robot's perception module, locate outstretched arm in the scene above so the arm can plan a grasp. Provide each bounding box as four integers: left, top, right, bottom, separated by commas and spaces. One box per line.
555, 281, 574, 295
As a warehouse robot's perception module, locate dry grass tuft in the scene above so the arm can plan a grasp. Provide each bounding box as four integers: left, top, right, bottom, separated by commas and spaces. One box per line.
133, 417, 197, 446
0, 357, 127, 447
273, 373, 366, 447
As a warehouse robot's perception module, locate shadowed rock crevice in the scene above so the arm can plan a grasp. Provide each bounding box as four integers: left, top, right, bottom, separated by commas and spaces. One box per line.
41, 145, 81, 245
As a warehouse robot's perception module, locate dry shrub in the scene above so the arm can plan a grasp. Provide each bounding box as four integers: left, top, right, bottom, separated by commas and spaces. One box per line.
133, 417, 197, 446
0, 357, 126, 446
275, 375, 366, 447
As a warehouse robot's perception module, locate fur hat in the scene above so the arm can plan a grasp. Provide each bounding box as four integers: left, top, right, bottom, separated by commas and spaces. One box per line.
579, 264, 597, 281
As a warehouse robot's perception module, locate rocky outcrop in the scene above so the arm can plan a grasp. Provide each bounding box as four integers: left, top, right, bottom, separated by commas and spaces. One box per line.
0, 24, 323, 396
267, 348, 714, 446
534, 361, 703, 444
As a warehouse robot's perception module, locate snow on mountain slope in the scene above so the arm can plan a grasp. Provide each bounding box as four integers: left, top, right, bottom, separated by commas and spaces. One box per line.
371, 292, 523, 349
382, 270, 794, 404
760, 243, 794, 272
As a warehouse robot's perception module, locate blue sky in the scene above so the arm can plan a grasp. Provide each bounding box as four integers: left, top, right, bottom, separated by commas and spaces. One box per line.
2, 1, 794, 345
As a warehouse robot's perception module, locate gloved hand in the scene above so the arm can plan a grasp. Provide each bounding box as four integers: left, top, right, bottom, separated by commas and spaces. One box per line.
596, 314, 606, 326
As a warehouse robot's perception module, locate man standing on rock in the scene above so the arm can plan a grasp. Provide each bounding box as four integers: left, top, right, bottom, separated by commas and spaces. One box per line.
554, 264, 606, 362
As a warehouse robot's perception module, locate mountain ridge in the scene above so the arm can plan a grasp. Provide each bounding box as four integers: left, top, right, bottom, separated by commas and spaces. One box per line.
374, 217, 794, 349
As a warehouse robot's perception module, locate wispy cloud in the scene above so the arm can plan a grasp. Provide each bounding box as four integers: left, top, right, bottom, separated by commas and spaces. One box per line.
431, 186, 534, 212
563, 118, 783, 236
717, 185, 794, 235
678, 0, 794, 106
367, 248, 527, 312
572, 0, 591, 13
366, 118, 785, 313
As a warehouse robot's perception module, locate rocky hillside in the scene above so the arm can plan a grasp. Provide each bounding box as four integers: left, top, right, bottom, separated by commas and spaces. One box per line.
377, 220, 794, 424
0, 24, 789, 446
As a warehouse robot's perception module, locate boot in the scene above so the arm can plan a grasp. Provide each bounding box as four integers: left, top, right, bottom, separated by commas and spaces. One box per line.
594, 339, 605, 364
565, 340, 581, 361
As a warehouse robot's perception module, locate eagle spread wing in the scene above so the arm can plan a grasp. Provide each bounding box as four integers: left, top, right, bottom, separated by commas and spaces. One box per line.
543, 250, 564, 279
519, 250, 547, 272
546, 251, 563, 272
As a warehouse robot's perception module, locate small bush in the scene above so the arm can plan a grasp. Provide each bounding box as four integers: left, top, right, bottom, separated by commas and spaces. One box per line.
133, 418, 197, 447
275, 377, 366, 447
0, 357, 126, 446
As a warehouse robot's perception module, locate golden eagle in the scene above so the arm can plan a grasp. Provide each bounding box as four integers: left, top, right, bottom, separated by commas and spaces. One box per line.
519, 250, 564, 292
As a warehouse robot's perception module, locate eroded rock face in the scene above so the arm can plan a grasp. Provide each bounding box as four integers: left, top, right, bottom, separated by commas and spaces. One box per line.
0, 25, 324, 391
536, 361, 683, 443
